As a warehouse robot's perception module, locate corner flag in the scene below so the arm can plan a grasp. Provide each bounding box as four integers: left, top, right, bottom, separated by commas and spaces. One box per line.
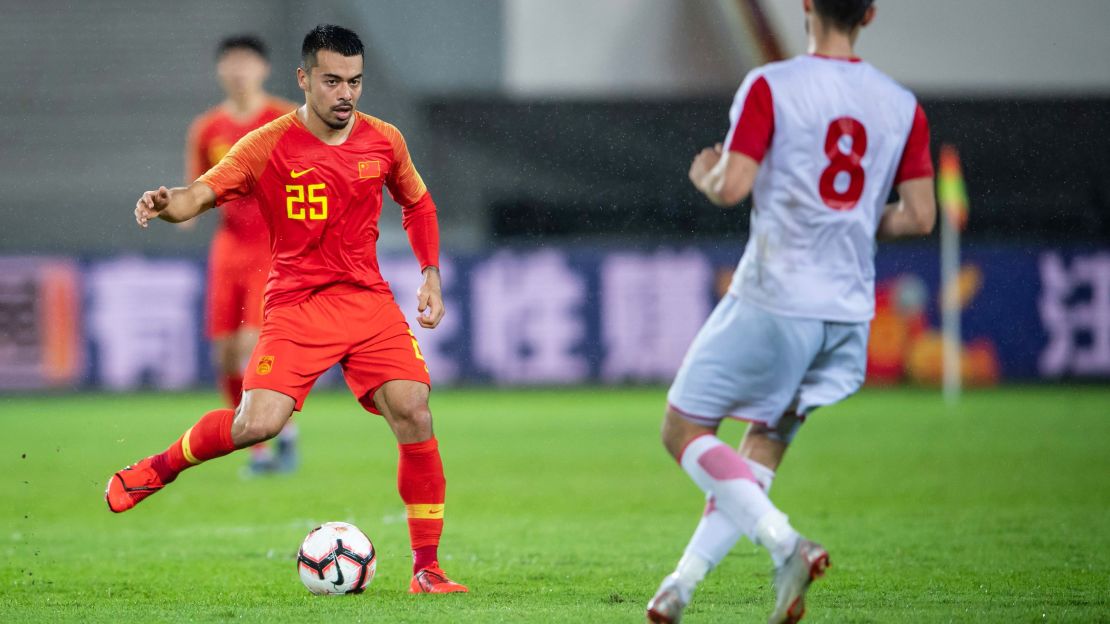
937, 144, 968, 231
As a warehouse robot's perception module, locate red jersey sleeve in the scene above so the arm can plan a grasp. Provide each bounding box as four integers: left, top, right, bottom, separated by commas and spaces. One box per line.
725, 74, 774, 162
383, 126, 429, 207
196, 117, 289, 204
381, 123, 439, 270
400, 192, 440, 271
895, 104, 934, 184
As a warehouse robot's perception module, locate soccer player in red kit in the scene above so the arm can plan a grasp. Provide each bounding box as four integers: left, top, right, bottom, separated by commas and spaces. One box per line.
186, 35, 298, 473
106, 25, 467, 593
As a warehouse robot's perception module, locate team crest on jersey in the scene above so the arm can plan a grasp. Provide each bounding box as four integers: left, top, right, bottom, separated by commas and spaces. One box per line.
257, 355, 275, 375
358, 160, 381, 179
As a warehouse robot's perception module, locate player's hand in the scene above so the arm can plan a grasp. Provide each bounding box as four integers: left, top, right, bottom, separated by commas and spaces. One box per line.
689, 145, 723, 186
135, 186, 171, 228
416, 267, 445, 329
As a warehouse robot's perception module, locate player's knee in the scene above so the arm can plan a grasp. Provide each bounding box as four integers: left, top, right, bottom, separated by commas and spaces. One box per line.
391, 401, 432, 430
234, 411, 286, 445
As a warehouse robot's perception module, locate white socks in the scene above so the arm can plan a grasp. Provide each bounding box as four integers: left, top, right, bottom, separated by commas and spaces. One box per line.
754, 508, 799, 567
673, 550, 712, 592
683, 498, 742, 573
675, 436, 799, 581
682, 455, 777, 568
679, 435, 775, 539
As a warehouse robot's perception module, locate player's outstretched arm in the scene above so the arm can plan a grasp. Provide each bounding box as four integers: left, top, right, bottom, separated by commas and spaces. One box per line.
689, 144, 760, 207
415, 267, 445, 329
877, 177, 936, 240
134, 182, 217, 228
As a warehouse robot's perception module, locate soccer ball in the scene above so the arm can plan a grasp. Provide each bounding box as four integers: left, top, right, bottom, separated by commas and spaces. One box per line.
297, 521, 377, 595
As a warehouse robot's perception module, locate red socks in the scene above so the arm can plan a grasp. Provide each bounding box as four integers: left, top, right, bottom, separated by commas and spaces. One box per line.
150, 409, 237, 483
220, 374, 244, 408
398, 437, 446, 573
145, 413, 447, 576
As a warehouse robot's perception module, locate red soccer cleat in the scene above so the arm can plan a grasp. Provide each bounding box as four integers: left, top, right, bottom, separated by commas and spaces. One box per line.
409, 562, 468, 594
104, 457, 168, 513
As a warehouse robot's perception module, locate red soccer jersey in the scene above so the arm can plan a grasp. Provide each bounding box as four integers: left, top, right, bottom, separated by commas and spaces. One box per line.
186, 98, 296, 242
197, 111, 439, 315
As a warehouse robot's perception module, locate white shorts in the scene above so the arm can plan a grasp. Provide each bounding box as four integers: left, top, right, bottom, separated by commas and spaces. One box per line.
667, 294, 868, 429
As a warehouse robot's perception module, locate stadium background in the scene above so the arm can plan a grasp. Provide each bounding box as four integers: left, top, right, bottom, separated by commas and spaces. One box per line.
2, 1, 1109, 622
2, 0, 1109, 391
1, 0, 1109, 391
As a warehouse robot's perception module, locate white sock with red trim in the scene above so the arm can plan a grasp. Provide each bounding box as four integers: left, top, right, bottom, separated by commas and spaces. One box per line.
676, 455, 779, 585
679, 435, 798, 567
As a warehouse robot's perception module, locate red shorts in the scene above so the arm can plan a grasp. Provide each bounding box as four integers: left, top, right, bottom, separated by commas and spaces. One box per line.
242, 288, 430, 414
206, 228, 269, 338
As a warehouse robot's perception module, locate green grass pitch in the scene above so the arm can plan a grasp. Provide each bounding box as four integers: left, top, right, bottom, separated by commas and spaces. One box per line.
2, 386, 1108, 622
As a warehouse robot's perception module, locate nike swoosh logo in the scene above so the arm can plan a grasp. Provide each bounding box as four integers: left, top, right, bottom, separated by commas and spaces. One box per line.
290, 167, 316, 178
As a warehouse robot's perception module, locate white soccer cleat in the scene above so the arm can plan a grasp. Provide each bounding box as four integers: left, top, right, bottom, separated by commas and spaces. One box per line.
767, 539, 830, 624
646, 573, 692, 623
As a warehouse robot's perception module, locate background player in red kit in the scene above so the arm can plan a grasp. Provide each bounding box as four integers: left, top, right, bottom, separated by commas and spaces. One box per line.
106, 25, 467, 593
186, 35, 298, 473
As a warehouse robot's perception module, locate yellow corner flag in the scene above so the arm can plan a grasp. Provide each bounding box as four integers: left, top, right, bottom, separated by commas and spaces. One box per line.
937, 144, 969, 231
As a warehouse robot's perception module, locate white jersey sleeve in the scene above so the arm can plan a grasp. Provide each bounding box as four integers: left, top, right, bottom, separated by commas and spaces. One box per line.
726, 55, 933, 322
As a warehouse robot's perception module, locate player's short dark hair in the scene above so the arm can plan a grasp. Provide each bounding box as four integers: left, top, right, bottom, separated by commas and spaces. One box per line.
813, 0, 875, 31
216, 34, 268, 61
301, 24, 364, 70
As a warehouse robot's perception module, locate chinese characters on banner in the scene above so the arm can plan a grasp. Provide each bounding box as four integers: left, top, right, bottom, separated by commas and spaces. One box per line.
470, 250, 589, 383
1038, 252, 1110, 377
5, 245, 1109, 391
600, 251, 712, 382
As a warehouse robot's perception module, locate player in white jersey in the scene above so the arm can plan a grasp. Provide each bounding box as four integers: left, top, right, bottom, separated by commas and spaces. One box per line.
646, 1, 936, 623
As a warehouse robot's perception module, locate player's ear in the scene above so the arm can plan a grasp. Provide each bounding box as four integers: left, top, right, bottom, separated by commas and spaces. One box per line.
296, 66, 308, 92
861, 5, 876, 27
802, 0, 813, 14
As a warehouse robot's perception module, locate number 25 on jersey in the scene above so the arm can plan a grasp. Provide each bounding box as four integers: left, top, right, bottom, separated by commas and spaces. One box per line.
819, 117, 867, 211
286, 183, 328, 220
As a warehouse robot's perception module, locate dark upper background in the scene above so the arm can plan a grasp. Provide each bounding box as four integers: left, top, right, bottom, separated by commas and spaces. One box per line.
2, 0, 1108, 255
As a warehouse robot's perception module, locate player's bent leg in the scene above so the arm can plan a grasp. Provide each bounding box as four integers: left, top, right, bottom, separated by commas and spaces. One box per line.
739, 416, 830, 624
228, 328, 292, 475
649, 408, 727, 623
658, 418, 792, 588
372, 380, 467, 594
663, 407, 817, 592
238, 328, 298, 474
105, 389, 294, 514
105, 407, 236, 513
231, 388, 296, 447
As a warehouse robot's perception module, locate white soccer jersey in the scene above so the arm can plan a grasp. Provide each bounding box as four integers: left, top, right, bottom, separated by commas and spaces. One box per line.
723, 54, 933, 322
